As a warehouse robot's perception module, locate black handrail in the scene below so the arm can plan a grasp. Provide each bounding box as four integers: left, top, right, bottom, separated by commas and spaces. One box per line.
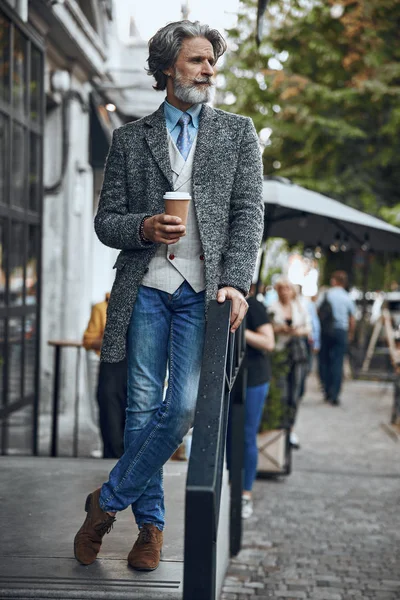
183, 300, 247, 600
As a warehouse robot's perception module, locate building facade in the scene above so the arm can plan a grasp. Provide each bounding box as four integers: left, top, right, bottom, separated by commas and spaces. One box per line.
0, 0, 160, 456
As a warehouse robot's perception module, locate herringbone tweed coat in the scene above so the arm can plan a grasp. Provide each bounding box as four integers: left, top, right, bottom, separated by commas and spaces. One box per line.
95, 103, 264, 362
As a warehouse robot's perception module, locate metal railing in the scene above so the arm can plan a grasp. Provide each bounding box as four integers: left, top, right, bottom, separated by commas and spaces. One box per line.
183, 300, 247, 600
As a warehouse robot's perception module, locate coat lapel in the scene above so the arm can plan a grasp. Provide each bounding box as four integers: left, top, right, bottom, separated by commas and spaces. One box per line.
143, 104, 174, 189
192, 104, 219, 185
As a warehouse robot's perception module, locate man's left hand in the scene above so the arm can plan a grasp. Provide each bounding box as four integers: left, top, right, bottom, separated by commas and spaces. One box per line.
217, 287, 248, 333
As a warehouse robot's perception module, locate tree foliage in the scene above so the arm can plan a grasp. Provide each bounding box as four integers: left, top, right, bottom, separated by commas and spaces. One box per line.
218, 0, 400, 217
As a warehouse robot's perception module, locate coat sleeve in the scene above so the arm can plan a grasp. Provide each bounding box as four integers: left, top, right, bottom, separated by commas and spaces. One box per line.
219, 118, 264, 295
94, 128, 154, 250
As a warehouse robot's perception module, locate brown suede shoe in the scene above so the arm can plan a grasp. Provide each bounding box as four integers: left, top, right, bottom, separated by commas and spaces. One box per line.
74, 488, 116, 565
128, 524, 163, 571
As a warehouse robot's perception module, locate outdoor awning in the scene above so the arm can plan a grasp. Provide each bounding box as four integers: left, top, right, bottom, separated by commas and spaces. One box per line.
263, 179, 400, 253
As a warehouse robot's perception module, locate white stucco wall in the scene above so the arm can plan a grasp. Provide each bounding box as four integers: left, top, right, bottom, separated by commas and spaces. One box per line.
40, 73, 117, 434
30, 1, 123, 452
41, 77, 92, 415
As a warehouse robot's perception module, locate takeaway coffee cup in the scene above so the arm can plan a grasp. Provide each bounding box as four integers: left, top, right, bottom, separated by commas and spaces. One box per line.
163, 191, 191, 227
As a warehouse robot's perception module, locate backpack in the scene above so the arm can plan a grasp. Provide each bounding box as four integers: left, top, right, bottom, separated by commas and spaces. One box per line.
318, 295, 334, 335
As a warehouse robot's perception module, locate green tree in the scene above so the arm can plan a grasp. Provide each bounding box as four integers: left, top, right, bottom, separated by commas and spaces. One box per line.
218, 0, 400, 216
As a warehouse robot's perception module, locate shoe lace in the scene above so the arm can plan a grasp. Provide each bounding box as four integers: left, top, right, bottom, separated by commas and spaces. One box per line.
94, 516, 115, 537
138, 527, 154, 544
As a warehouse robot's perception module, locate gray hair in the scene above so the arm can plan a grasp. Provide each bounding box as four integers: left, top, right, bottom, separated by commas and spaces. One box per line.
147, 20, 227, 91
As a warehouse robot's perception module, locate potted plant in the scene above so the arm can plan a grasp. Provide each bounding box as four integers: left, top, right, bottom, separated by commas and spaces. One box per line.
257, 348, 292, 476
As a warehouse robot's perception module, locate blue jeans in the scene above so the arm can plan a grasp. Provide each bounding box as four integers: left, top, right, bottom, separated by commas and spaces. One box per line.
99, 282, 206, 530
244, 382, 270, 491
226, 382, 270, 492
319, 328, 348, 402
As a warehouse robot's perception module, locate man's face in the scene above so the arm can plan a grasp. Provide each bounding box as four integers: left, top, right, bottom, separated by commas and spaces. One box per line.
167, 37, 215, 106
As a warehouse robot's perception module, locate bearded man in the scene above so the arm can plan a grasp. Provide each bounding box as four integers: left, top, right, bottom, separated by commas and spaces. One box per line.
74, 20, 264, 571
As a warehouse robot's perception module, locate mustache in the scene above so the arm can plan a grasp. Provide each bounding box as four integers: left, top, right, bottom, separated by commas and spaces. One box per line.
193, 77, 215, 86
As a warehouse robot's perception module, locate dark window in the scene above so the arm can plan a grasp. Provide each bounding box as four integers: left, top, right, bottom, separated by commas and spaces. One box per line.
25, 225, 38, 305
10, 221, 24, 306
0, 7, 44, 455
30, 46, 42, 122
11, 122, 26, 208
29, 132, 40, 211
12, 27, 27, 115
0, 319, 5, 409
0, 11, 10, 103
0, 218, 6, 308
0, 114, 8, 204
24, 312, 36, 398
8, 316, 22, 404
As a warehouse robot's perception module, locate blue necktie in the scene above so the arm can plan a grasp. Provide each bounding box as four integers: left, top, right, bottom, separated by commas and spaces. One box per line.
176, 113, 192, 160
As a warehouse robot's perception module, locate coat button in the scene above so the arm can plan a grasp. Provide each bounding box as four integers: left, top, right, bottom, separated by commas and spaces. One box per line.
169, 254, 175, 260
200, 254, 204, 261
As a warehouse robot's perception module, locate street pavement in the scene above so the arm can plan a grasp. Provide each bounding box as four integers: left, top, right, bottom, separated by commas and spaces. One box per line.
222, 375, 400, 600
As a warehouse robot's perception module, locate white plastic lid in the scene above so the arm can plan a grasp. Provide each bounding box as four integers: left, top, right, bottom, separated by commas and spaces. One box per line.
163, 192, 192, 200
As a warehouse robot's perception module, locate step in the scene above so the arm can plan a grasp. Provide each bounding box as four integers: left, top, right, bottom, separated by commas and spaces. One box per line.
0, 457, 187, 599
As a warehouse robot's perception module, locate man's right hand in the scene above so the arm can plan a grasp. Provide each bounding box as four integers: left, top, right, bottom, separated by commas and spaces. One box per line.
143, 214, 186, 244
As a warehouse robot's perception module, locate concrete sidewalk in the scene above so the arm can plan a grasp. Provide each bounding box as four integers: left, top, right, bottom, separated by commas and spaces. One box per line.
222, 375, 400, 600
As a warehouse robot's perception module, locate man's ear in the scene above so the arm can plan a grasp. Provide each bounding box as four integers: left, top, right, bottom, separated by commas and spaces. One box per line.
163, 66, 174, 78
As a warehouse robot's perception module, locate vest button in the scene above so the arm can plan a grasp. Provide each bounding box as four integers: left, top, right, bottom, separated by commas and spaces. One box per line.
200, 254, 204, 261
169, 253, 175, 260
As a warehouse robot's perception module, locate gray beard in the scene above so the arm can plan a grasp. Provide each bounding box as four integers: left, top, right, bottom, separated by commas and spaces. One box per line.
173, 73, 213, 104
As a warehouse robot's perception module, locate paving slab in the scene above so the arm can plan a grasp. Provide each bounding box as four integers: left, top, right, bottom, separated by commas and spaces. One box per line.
222, 375, 400, 600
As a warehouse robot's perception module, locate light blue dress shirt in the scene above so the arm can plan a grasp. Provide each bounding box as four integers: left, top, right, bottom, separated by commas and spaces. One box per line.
325, 287, 356, 331
164, 99, 202, 145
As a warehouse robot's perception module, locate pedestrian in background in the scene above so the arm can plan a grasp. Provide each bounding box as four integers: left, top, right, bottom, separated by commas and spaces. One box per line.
82, 293, 127, 459
307, 295, 321, 356
318, 271, 356, 405
74, 19, 263, 572
269, 278, 311, 449
241, 285, 275, 518
298, 293, 321, 400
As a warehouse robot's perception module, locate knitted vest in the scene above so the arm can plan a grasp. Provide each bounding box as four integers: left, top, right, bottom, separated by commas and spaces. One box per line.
141, 134, 205, 293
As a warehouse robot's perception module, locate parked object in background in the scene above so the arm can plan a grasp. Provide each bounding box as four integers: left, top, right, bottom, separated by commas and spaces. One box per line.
362, 307, 400, 429
392, 374, 400, 428
257, 348, 292, 476
257, 429, 291, 474
47, 339, 84, 458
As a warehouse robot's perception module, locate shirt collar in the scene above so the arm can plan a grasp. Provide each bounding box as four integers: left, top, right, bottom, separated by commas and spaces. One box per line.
164, 99, 202, 132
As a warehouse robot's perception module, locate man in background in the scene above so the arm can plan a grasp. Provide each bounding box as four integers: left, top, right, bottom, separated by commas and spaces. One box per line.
318, 271, 356, 406
83, 293, 127, 458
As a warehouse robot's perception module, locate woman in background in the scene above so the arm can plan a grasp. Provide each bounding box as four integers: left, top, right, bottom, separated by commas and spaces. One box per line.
268, 278, 311, 449
241, 285, 275, 518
